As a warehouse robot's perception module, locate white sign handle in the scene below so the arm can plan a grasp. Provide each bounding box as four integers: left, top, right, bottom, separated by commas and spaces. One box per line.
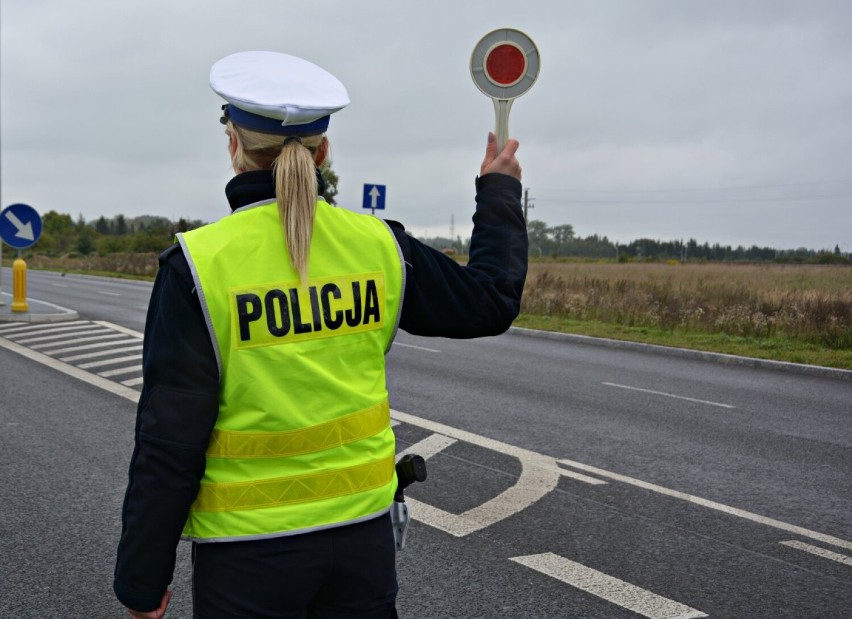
493, 99, 514, 151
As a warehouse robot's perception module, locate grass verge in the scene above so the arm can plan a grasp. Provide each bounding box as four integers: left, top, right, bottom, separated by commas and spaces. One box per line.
513, 315, 852, 371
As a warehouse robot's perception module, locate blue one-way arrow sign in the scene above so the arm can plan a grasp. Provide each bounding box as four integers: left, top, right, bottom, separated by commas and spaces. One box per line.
0, 203, 42, 249
363, 184, 386, 212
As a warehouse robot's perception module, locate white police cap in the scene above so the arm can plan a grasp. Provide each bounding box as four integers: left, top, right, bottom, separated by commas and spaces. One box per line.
210, 51, 349, 136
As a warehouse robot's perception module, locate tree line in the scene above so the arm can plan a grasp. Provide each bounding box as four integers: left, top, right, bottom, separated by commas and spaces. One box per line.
20, 212, 206, 258
9, 212, 848, 266
417, 220, 850, 264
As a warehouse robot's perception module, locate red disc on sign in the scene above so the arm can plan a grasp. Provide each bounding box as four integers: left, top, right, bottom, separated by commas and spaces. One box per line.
485, 43, 527, 86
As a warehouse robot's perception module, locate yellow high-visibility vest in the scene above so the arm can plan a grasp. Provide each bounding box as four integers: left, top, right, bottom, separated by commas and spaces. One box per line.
177, 199, 404, 542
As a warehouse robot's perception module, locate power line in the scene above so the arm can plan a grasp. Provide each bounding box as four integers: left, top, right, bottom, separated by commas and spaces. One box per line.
532, 178, 852, 196
534, 192, 852, 205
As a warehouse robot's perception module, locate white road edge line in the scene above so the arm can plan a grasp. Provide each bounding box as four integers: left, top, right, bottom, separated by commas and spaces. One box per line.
0, 293, 76, 313
555, 462, 609, 486
556, 458, 852, 552
510, 553, 707, 619
603, 382, 735, 409
779, 540, 852, 566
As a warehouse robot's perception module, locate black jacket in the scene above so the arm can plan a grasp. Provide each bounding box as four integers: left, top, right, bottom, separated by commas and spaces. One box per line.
114, 170, 528, 611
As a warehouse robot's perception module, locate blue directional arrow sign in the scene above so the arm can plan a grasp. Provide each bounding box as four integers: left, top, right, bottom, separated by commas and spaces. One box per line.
0, 203, 42, 249
363, 184, 386, 211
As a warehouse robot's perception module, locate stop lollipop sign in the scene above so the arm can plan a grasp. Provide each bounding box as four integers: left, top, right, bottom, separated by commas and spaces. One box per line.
471, 28, 540, 149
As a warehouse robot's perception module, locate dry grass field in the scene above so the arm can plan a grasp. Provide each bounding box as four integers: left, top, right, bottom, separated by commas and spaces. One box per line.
13, 254, 852, 368
519, 261, 852, 368
25, 253, 160, 278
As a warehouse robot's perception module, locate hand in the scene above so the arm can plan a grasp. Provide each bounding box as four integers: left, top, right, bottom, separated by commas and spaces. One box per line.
127, 590, 172, 619
480, 132, 522, 180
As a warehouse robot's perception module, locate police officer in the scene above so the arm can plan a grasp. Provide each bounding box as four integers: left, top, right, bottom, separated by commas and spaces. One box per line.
114, 51, 527, 618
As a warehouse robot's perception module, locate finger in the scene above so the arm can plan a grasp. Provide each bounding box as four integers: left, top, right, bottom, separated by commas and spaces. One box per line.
485, 131, 497, 155
158, 590, 173, 617
497, 138, 519, 160
481, 132, 497, 166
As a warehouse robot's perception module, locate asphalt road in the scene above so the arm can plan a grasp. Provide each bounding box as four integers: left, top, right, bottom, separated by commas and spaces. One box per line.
1, 269, 850, 618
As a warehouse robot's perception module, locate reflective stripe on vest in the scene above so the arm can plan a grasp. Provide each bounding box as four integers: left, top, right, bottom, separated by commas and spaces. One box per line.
206, 400, 390, 459
178, 199, 404, 541
192, 455, 396, 512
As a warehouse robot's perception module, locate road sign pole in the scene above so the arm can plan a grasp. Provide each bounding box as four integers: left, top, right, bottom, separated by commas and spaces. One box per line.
0, 241, 5, 306
1, 203, 43, 312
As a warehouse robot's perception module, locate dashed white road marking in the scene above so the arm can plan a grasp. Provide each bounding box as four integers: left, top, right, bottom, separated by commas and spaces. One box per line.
780, 540, 852, 566
394, 342, 441, 353
98, 290, 122, 297
510, 553, 707, 619
603, 382, 735, 409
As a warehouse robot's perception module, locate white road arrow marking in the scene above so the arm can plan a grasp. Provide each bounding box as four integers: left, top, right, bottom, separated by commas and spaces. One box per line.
391, 408, 599, 538
369, 186, 381, 208
4, 210, 35, 240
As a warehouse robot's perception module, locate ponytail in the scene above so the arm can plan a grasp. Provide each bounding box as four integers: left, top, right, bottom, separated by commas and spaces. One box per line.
273, 139, 318, 282
226, 122, 326, 282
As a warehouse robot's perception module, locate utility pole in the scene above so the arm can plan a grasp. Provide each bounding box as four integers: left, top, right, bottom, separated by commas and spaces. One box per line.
523, 188, 534, 224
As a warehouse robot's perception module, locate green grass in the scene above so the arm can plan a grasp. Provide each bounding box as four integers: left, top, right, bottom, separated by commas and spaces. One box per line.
513, 314, 852, 370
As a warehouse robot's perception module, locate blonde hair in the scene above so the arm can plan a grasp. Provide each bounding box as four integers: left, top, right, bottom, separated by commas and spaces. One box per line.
226, 121, 327, 281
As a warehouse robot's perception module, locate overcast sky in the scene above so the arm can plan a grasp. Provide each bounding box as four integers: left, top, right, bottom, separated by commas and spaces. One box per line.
2, 1, 851, 251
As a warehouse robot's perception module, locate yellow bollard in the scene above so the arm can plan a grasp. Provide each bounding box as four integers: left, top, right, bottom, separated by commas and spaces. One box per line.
11, 257, 29, 313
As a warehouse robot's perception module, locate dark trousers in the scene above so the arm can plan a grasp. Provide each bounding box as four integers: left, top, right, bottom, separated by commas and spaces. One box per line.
192, 514, 398, 619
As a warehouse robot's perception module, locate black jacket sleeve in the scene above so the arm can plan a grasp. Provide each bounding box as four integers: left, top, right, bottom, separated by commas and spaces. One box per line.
393, 172, 527, 338
113, 246, 220, 612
